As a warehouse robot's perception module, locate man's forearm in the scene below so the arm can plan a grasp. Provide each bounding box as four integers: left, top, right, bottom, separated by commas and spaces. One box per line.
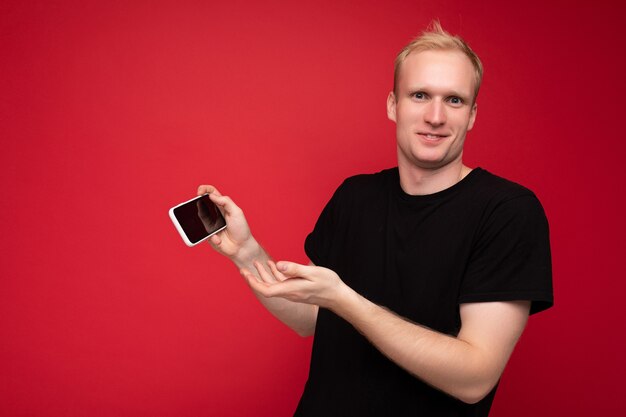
332, 287, 527, 404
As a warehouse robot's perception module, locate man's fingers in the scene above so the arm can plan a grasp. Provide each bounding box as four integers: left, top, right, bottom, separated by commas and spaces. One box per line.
245, 274, 306, 300
197, 185, 222, 197
240, 268, 281, 297
209, 193, 241, 215
240, 268, 264, 289
196, 185, 228, 209
254, 261, 279, 283
196, 185, 243, 220
268, 260, 288, 282
276, 261, 312, 279
209, 234, 222, 247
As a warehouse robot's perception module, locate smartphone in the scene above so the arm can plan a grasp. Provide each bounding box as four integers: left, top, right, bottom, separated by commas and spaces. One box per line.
169, 194, 227, 246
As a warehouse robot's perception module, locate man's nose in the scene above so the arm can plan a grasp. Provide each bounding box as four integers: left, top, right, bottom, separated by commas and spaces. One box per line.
424, 100, 446, 126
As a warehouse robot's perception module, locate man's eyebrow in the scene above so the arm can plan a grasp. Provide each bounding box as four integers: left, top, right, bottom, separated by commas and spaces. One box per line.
447, 90, 472, 99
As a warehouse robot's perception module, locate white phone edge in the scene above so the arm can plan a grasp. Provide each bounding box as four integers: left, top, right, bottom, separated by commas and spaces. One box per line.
168, 195, 226, 247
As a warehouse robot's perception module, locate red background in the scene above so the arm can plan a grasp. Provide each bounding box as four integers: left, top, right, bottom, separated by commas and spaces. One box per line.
1, 1, 625, 416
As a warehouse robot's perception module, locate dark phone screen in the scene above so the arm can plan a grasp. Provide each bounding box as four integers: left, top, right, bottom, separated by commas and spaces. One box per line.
172, 195, 226, 244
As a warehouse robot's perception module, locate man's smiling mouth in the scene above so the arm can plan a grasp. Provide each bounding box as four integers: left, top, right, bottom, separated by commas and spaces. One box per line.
417, 132, 449, 140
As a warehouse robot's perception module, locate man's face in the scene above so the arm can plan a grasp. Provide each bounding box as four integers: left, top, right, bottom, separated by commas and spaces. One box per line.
387, 50, 477, 172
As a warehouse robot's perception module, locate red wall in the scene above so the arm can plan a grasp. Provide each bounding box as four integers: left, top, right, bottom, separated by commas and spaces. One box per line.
2, 1, 625, 416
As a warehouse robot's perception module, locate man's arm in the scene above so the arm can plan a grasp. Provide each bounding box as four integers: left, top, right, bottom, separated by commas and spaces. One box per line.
197, 185, 318, 337
243, 261, 530, 404
339, 292, 529, 404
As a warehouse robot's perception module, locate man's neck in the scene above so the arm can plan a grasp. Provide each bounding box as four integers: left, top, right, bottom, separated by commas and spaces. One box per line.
398, 161, 472, 196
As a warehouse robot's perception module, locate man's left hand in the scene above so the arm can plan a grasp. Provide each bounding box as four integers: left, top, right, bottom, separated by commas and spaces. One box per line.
241, 261, 349, 310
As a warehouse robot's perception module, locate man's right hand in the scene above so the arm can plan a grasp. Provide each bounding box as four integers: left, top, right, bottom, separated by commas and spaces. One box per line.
197, 185, 260, 264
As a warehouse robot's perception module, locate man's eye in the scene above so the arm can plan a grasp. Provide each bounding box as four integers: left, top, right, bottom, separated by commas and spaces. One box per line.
448, 96, 463, 105
413, 92, 426, 100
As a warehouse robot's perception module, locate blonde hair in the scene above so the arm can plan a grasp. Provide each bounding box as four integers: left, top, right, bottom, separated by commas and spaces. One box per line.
393, 21, 483, 101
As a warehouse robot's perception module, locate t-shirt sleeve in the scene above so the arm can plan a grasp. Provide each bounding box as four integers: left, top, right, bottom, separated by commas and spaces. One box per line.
459, 193, 553, 315
304, 181, 347, 267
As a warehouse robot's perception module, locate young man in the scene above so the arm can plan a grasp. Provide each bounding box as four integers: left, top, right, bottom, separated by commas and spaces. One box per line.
199, 22, 553, 417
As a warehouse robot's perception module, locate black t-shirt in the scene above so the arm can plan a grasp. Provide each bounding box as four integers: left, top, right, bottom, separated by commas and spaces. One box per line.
295, 167, 553, 417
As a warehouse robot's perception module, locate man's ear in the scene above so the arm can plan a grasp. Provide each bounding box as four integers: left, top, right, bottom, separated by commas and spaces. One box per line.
387, 91, 397, 122
467, 102, 478, 131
